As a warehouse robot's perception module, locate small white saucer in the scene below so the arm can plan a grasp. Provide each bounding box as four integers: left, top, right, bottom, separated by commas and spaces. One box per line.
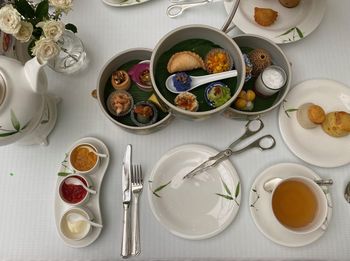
148, 144, 241, 240
249, 163, 332, 247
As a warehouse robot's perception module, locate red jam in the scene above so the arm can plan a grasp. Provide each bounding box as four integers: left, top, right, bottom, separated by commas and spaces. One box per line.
61, 176, 88, 204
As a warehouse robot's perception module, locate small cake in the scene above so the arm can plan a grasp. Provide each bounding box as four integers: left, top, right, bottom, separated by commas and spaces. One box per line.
111, 70, 131, 90
205, 82, 232, 108
172, 72, 192, 92
234, 90, 256, 111
279, 0, 300, 8
131, 101, 158, 126
174, 92, 199, 112
107, 90, 133, 117
248, 49, 272, 77
322, 111, 350, 137
167, 51, 205, 74
297, 103, 326, 129
205, 48, 233, 74
254, 7, 278, 27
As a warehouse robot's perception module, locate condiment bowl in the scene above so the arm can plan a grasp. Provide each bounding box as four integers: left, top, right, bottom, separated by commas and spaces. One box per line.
223, 34, 292, 119
150, 24, 245, 121
58, 174, 92, 206
59, 207, 93, 241
68, 143, 100, 174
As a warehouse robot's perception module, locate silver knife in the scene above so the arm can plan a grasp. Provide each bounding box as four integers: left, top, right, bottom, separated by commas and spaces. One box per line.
121, 144, 132, 258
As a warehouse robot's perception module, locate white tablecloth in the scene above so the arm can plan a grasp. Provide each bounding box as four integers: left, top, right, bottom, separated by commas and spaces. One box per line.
1, 0, 350, 260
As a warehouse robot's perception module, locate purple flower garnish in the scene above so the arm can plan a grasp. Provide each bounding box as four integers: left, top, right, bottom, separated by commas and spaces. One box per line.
172, 72, 192, 92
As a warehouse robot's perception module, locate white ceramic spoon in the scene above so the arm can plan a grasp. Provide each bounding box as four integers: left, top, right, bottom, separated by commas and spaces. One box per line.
91, 150, 108, 158
165, 70, 237, 94
65, 177, 97, 194
67, 212, 103, 228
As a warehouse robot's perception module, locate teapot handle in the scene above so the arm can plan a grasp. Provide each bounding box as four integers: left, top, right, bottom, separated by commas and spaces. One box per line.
24, 57, 48, 94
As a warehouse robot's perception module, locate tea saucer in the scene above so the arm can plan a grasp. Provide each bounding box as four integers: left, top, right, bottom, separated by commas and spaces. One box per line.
148, 144, 241, 240
102, 0, 151, 7
249, 163, 332, 247
224, 0, 326, 44
278, 79, 350, 168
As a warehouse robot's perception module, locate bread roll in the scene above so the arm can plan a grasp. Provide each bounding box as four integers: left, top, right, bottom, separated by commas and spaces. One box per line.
322, 111, 350, 137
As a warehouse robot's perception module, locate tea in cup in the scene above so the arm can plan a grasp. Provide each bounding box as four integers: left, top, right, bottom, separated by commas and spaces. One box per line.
266, 176, 328, 234
69, 143, 101, 174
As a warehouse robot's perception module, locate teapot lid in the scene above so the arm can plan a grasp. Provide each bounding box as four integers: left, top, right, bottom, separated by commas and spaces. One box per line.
0, 73, 5, 107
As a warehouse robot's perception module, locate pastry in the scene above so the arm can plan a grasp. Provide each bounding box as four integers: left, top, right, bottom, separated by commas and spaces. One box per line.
111, 70, 131, 90
107, 90, 133, 117
167, 51, 205, 74
248, 49, 272, 77
174, 92, 199, 112
296, 103, 325, 129
205, 48, 233, 74
279, 0, 300, 8
322, 111, 350, 137
254, 7, 278, 27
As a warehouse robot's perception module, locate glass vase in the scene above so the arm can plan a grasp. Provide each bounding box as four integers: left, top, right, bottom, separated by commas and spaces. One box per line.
48, 30, 87, 74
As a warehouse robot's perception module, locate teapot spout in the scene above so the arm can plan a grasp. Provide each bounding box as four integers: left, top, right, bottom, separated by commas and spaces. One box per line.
24, 57, 48, 94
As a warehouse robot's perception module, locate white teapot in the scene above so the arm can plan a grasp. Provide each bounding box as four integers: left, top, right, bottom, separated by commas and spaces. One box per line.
0, 56, 60, 146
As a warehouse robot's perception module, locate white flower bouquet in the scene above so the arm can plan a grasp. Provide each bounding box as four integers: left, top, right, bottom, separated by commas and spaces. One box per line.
0, 0, 77, 62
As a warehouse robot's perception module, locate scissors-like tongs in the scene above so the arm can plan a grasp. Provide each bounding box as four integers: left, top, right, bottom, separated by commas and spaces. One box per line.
183, 119, 276, 179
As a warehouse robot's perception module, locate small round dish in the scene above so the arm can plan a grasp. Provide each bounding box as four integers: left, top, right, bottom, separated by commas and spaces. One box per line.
278, 79, 350, 168
60, 207, 92, 241
59, 174, 91, 206
204, 82, 232, 108
69, 143, 100, 174
249, 163, 332, 247
148, 144, 241, 240
129, 61, 153, 92
130, 101, 158, 127
106, 90, 134, 117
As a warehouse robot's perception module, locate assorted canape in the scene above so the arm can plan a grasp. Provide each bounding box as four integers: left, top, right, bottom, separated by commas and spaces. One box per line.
205, 82, 232, 108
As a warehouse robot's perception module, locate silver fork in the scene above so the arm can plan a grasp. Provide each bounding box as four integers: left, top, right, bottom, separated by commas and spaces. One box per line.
131, 164, 143, 256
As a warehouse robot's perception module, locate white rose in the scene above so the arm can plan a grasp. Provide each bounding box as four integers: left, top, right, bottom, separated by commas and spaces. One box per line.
14, 21, 33, 43
49, 0, 73, 13
37, 20, 64, 41
0, 5, 21, 34
32, 37, 60, 62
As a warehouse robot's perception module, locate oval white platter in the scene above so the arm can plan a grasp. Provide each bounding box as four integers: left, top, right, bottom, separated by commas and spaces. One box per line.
54, 137, 110, 248
278, 79, 350, 168
148, 144, 241, 240
102, 0, 151, 7
224, 0, 326, 44
249, 163, 332, 247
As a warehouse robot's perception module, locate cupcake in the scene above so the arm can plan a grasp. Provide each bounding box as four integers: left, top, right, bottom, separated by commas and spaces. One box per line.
205, 82, 231, 108
205, 48, 233, 74
111, 70, 131, 90
297, 103, 326, 129
107, 90, 133, 117
174, 92, 199, 112
248, 49, 272, 77
131, 101, 158, 127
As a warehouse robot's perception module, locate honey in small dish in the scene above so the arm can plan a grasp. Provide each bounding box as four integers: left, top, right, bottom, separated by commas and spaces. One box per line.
70, 144, 98, 173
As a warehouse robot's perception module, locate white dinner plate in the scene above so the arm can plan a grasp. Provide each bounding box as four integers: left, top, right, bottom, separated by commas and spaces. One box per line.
102, 0, 151, 7
148, 144, 241, 240
278, 79, 350, 168
250, 163, 332, 247
224, 0, 326, 44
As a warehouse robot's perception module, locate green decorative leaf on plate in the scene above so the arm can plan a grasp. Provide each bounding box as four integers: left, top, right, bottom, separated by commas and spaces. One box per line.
216, 193, 234, 200
296, 27, 304, 39
152, 180, 171, 198
0, 131, 18, 137
222, 179, 232, 196
10, 110, 20, 131
235, 182, 240, 198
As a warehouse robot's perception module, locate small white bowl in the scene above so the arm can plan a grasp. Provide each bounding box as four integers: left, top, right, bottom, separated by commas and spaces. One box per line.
59, 207, 92, 241
58, 174, 91, 206
68, 143, 100, 174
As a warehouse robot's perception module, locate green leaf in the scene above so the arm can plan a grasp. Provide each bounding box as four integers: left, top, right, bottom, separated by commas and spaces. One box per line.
0, 131, 18, 137
296, 27, 304, 39
65, 23, 78, 34
222, 179, 232, 196
284, 108, 298, 118
10, 110, 20, 131
152, 192, 161, 198
153, 180, 171, 193
35, 0, 49, 21
58, 172, 71, 176
278, 27, 295, 37
14, 0, 35, 19
216, 193, 233, 200
235, 182, 240, 198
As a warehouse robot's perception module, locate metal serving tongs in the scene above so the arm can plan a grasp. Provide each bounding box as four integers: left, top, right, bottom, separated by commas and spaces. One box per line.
167, 0, 221, 18
183, 119, 276, 179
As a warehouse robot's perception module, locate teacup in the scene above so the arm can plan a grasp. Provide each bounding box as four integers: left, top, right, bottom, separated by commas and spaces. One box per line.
69, 143, 101, 174
264, 176, 328, 234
